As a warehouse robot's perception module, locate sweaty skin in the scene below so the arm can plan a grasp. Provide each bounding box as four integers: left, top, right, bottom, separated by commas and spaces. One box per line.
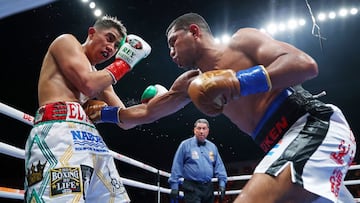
166, 26, 317, 134
115, 27, 316, 134
87, 14, 353, 203
164, 24, 319, 203
38, 27, 125, 108
116, 69, 200, 129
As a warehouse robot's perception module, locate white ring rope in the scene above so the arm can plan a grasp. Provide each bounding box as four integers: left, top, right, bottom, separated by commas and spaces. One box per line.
0, 101, 34, 125
0, 101, 171, 177
0, 101, 359, 202
0, 187, 24, 200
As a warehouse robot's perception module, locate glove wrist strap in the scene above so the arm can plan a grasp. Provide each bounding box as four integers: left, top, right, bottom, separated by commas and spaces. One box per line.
236, 65, 272, 96
105, 59, 131, 84
100, 106, 120, 123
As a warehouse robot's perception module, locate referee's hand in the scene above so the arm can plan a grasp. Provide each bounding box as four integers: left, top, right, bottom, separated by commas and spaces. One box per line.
170, 189, 179, 200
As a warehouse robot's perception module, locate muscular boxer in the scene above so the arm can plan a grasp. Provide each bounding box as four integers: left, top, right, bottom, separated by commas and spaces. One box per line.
175, 13, 356, 203
85, 13, 356, 202
25, 15, 150, 203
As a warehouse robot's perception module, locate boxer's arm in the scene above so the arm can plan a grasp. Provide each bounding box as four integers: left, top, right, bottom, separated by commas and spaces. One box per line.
50, 34, 151, 99
86, 88, 191, 129
96, 85, 126, 108
85, 70, 200, 129
116, 91, 191, 129
188, 67, 272, 116
119, 70, 200, 129
187, 29, 318, 116
50, 34, 116, 98
118, 70, 199, 129
233, 28, 318, 89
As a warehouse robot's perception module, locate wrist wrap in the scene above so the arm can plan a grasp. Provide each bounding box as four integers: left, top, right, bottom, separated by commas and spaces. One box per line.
100, 106, 120, 123
105, 59, 131, 84
236, 65, 272, 96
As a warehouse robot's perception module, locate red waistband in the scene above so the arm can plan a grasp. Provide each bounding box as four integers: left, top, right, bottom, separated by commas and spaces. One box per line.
34, 102, 92, 125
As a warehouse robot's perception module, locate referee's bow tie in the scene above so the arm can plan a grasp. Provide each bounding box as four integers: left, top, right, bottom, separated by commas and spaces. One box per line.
197, 141, 206, 146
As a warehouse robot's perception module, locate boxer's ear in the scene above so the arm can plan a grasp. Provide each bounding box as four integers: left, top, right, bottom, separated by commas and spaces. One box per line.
189, 24, 200, 38
88, 27, 96, 38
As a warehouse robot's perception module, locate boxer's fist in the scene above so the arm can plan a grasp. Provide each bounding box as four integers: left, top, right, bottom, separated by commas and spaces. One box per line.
140, 84, 168, 103
83, 100, 120, 124
106, 34, 151, 83
188, 70, 240, 116
116, 34, 151, 67
83, 100, 108, 123
188, 65, 271, 116
170, 69, 201, 93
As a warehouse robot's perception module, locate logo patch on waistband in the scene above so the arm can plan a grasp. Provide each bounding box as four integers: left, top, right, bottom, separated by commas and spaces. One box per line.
50, 167, 82, 197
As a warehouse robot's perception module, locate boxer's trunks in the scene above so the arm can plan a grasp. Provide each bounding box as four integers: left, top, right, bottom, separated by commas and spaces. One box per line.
253, 89, 356, 202
25, 102, 130, 203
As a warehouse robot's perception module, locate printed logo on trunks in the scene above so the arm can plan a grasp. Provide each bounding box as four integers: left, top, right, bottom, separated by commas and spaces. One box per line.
260, 116, 288, 152
50, 167, 82, 197
266, 140, 282, 156
80, 165, 93, 200
329, 169, 342, 197
26, 160, 47, 186
71, 130, 109, 153
330, 139, 353, 165
108, 173, 127, 194
67, 103, 88, 123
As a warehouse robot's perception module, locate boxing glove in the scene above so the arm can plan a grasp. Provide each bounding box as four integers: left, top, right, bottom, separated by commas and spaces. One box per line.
188, 65, 272, 116
83, 100, 120, 124
140, 84, 168, 103
105, 34, 151, 84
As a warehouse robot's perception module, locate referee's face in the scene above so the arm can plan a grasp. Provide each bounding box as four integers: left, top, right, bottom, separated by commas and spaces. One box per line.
194, 123, 209, 142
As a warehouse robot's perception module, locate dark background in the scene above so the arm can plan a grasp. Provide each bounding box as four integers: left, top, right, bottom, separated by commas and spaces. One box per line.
0, 0, 359, 202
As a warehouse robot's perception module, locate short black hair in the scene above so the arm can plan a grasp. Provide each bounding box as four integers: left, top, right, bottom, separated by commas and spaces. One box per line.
94, 15, 127, 40
166, 12, 212, 36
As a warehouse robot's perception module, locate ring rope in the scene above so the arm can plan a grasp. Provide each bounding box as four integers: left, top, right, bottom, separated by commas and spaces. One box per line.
0, 101, 170, 176
0, 187, 24, 200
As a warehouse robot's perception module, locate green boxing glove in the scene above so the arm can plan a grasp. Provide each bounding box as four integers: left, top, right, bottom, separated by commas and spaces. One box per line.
141, 84, 168, 103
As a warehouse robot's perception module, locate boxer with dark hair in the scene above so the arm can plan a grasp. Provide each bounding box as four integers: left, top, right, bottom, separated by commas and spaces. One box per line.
25, 15, 151, 203
168, 12, 356, 203
86, 13, 356, 202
